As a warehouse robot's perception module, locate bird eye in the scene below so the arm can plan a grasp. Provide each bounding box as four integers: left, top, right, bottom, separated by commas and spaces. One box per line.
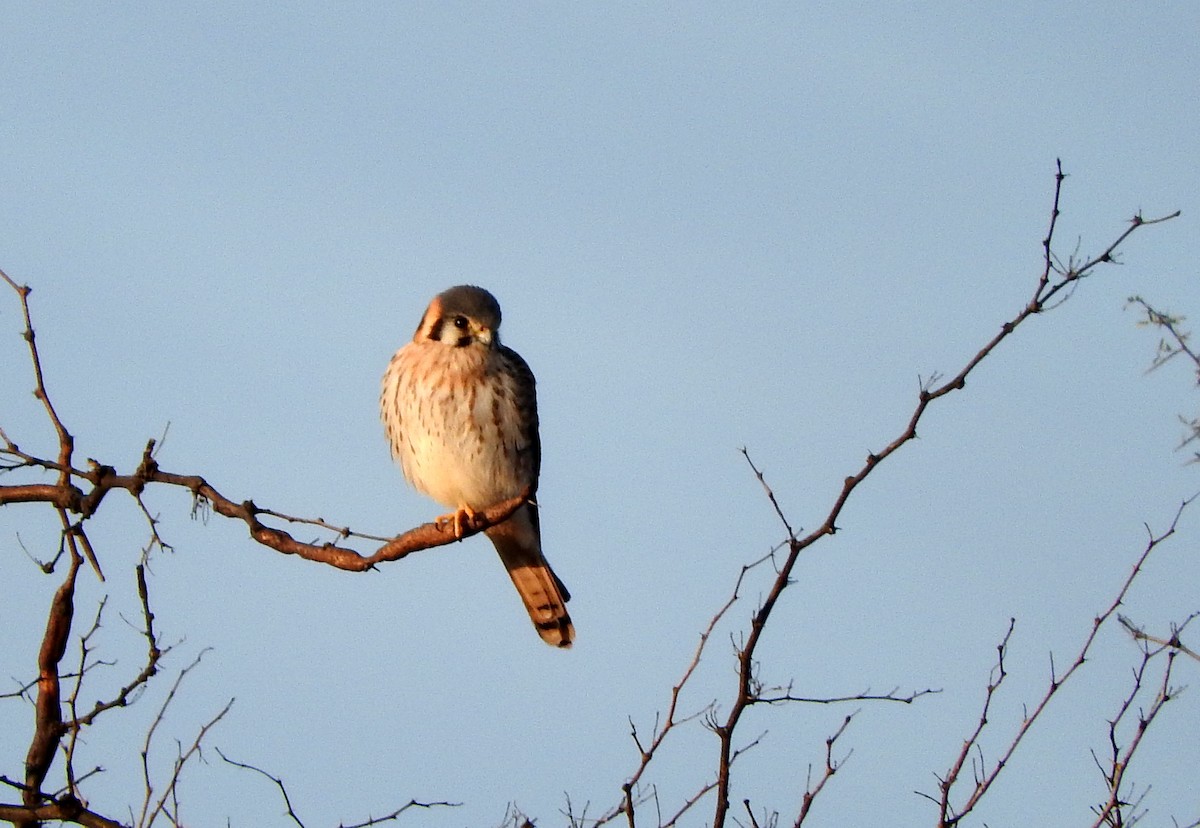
453, 316, 469, 330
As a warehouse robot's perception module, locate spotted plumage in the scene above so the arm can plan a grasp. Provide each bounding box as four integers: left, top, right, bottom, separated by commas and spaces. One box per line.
381, 285, 574, 648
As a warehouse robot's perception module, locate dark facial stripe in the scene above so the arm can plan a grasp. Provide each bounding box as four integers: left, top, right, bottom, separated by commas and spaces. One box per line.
428, 315, 474, 347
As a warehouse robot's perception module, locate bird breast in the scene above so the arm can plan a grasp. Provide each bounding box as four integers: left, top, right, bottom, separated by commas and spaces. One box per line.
384, 341, 535, 510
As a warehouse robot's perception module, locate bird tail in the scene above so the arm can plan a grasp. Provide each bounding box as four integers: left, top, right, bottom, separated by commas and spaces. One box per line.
485, 503, 574, 648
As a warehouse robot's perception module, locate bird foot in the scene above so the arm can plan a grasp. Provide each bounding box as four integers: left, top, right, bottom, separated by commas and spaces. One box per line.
435, 506, 479, 539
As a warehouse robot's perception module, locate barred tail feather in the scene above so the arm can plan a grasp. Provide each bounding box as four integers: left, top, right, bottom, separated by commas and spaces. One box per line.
485, 505, 574, 648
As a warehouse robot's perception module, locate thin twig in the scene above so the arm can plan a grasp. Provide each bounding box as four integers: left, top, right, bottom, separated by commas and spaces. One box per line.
216, 748, 307, 828
1089, 643, 1179, 828
712, 165, 1180, 827
930, 494, 1195, 827
137, 649, 228, 827
0, 268, 75, 488
72, 565, 170, 729
594, 550, 781, 827
794, 713, 856, 827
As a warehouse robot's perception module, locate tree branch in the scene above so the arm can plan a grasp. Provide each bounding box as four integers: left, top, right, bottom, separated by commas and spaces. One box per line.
930, 494, 1196, 827
0, 439, 532, 572
711, 164, 1180, 827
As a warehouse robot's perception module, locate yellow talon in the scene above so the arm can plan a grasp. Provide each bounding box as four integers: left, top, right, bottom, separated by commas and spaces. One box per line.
436, 506, 478, 539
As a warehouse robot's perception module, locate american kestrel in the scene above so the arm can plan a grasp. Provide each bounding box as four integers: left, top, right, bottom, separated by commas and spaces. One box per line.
380, 285, 574, 648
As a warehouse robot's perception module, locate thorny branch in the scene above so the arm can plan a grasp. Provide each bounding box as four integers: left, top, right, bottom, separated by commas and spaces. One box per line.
0, 271, 73, 490
1, 266, 475, 826
596, 545, 932, 828
137, 650, 231, 828
215, 750, 305, 828
0, 435, 531, 572
925, 494, 1197, 827
1088, 623, 1184, 828
0, 266, 532, 572
72, 566, 170, 729
214, 750, 461, 828
2, 553, 193, 828
592, 550, 772, 828
703, 164, 1179, 828
588, 165, 1182, 828
793, 713, 855, 828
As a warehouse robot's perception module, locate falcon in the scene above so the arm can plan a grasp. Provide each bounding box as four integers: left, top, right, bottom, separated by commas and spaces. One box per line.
381, 285, 574, 647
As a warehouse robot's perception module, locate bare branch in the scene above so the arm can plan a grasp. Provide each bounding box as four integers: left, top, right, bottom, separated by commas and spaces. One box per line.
0, 275, 534, 573
712, 165, 1180, 827
753, 685, 940, 706
63, 594, 111, 799
0, 797, 128, 828
0, 268, 75, 489
1119, 611, 1200, 663
137, 649, 231, 828
0, 447, 532, 572
1, 168, 1188, 828
218, 744, 462, 828
931, 494, 1196, 826
741, 449, 797, 542
594, 550, 781, 827
215, 749, 307, 828
21, 545, 83, 823
1128, 297, 1200, 376
793, 713, 855, 827
338, 799, 463, 828
1128, 295, 1200, 462
72, 565, 170, 728
1088, 642, 1179, 828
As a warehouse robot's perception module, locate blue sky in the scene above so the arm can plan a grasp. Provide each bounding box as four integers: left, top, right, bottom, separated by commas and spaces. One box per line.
2, 4, 1198, 826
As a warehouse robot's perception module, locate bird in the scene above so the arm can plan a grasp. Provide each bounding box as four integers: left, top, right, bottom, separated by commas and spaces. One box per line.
380, 285, 574, 648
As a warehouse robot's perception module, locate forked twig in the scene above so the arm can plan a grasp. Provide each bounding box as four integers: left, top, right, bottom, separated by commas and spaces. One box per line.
927, 494, 1195, 826
710, 165, 1180, 827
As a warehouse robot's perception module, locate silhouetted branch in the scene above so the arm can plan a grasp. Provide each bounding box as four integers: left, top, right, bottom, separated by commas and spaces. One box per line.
72, 566, 169, 729
1089, 632, 1181, 828
594, 549, 780, 828
927, 494, 1195, 827
214, 750, 462, 828
0, 268, 534, 577
216, 749, 306, 828
137, 650, 232, 828
20, 547, 82, 827
753, 685, 939, 706
713, 164, 1180, 827
793, 713, 855, 827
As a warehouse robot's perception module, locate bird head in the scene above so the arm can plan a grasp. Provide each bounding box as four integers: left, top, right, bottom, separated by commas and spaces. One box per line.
414, 285, 503, 348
